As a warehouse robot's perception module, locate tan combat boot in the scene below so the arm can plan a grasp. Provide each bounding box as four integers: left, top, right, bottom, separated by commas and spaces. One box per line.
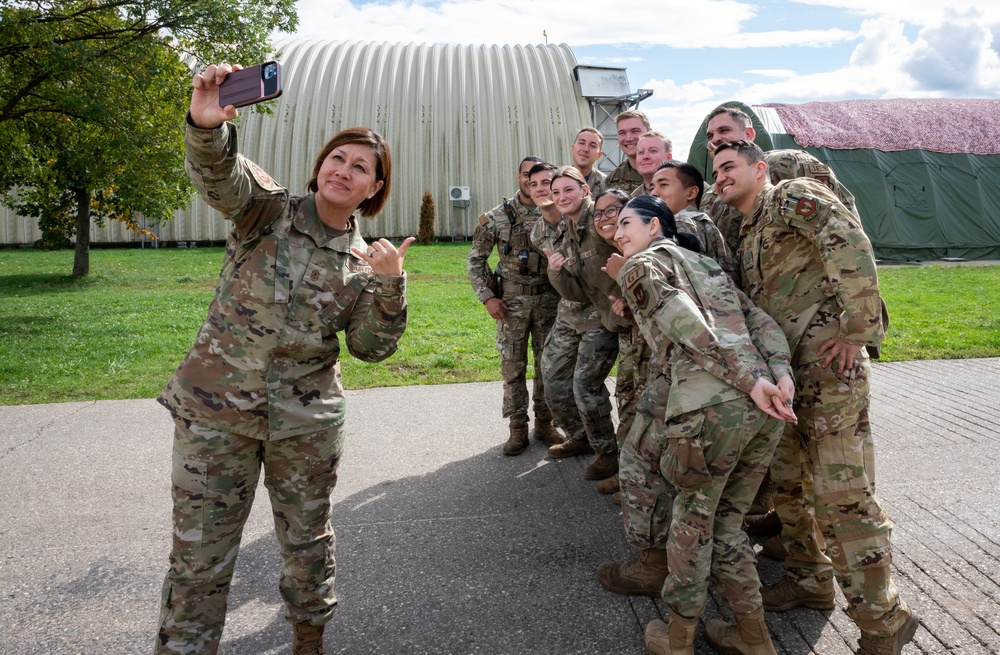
584, 452, 619, 480
547, 438, 594, 458
645, 610, 697, 655
762, 575, 836, 612
596, 547, 669, 597
503, 417, 530, 456
533, 417, 564, 446
856, 601, 919, 655
745, 509, 782, 538
758, 534, 788, 561
595, 473, 620, 494
292, 622, 326, 655
705, 608, 777, 655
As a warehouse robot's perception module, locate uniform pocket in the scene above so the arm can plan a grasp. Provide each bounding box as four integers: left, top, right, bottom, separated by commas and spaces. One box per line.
660, 412, 713, 493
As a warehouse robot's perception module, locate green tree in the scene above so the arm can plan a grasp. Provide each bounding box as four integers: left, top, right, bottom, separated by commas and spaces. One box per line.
418, 190, 435, 244
0, 0, 298, 275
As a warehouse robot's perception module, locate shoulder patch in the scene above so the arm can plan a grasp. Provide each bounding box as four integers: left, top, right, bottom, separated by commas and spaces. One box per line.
622, 264, 646, 289
247, 161, 281, 191
805, 161, 831, 176
795, 197, 818, 218
479, 213, 488, 225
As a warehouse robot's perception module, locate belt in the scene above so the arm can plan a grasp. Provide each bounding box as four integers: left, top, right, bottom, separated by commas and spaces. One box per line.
503, 281, 551, 296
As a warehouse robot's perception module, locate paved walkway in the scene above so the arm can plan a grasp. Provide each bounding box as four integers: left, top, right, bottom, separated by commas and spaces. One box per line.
1, 358, 998, 654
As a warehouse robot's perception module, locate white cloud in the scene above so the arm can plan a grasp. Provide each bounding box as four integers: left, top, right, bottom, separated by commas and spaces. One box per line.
280, 0, 854, 49
744, 69, 798, 78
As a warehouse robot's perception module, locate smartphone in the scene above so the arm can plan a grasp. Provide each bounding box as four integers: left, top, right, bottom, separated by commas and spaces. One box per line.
218, 61, 283, 108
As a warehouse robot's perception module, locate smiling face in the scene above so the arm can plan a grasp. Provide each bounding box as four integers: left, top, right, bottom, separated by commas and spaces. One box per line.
617, 117, 647, 159
517, 159, 538, 204
314, 143, 383, 219
651, 167, 698, 214
593, 194, 624, 243
705, 112, 754, 156
636, 135, 671, 179
712, 147, 766, 214
550, 175, 588, 219
615, 208, 659, 258
528, 169, 555, 207
571, 130, 603, 171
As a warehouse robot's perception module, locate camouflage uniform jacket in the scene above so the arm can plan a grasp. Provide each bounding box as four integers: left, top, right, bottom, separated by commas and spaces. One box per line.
158, 120, 408, 441
586, 168, 608, 199
617, 238, 793, 421
529, 210, 604, 333
702, 149, 858, 257
630, 183, 652, 198
605, 159, 643, 192
674, 206, 737, 282
537, 198, 632, 334
738, 178, 883, 374
467, 192, 549, 303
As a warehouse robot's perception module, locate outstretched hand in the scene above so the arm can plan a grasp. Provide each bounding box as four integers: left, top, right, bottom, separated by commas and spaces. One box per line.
352, 237, 416, 277
750, 377, 798, 423
190, 63, 241, 129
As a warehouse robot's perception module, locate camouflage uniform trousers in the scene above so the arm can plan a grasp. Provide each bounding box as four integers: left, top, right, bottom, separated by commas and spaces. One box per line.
771, 356, 902, 628
613, 328, 644, 449
540, 314, 619, 454
496, 289, 559, 424
155, 420, 344, 655
628, 396, 782, 619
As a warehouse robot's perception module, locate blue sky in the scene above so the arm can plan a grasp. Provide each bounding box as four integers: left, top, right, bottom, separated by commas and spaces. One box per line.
277, 1, 1000, 160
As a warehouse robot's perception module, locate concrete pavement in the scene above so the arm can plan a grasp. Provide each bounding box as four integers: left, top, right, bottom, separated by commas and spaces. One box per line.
1, 358, 999, 654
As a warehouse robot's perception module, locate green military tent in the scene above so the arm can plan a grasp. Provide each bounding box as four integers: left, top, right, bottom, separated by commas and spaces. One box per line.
688, 99, 1000, 262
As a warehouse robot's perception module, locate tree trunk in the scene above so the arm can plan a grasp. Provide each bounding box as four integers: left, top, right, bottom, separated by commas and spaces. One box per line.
72, 187, 91, 277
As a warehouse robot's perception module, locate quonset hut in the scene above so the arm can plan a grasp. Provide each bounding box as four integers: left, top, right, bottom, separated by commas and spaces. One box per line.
1, 40, 647, 246
688, 99, 1000, 262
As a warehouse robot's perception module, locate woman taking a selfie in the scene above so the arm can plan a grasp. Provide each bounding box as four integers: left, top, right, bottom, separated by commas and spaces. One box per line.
154, 63, 414, 655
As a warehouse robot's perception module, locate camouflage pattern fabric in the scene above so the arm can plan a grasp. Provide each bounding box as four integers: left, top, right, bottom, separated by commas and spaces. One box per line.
674, 206, 737, 284
605, 159, 644, 192
701, 148, 859, 258
738, 178, 902, 628
155, 120, 408, 652
586, 167, 608, 199
615, 240, 791, 617
156, 420, 344, 654
467, 193, 556, 422
159, 122, 408, 441
539, 312, 619, 455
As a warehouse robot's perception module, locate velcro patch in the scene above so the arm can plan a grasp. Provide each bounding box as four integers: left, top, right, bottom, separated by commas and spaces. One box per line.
248, 162, 281, 191
622, 265, 646, 289
795, 197, 817, 218
479, 213, 488, 225
806, 162, 831, 175
580, 248, 598, 259
632, 281, 650, 311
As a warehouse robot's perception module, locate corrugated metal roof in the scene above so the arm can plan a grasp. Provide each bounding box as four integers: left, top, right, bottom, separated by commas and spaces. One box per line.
1, 40, 593, 245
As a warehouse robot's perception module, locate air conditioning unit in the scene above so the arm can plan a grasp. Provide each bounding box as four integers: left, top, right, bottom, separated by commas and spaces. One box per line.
449, 186, 471, 204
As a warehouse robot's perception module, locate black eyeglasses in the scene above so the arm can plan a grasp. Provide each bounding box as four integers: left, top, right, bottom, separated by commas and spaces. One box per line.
594, 205, 623, 220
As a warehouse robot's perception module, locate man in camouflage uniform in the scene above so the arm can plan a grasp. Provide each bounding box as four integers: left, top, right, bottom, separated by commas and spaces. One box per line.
631, 131, 672, 197
468, 157, 561, 456
570, 126, 609, 199
712, 140, 918, 655
700, 105, 857, 258
605, 110, 650, 191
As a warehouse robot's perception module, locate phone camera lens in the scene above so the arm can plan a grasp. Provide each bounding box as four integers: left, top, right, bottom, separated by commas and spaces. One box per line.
264, 64, 276, 79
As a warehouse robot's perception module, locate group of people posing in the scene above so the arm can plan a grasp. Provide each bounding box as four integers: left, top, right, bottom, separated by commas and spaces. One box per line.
466, 107, 918, 655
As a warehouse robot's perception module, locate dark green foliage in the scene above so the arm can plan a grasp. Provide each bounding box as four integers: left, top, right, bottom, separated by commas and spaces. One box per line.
418, 190, 436, 243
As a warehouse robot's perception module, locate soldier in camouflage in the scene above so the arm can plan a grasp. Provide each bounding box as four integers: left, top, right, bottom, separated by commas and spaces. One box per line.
467, 157, 561, 456
631, 131, 672, 197
604, 195, 797, 655
649, 160, 736, 282
529, 167, 620, 479
699, 105, 858, 258
156, 63, 414, 655
570, 127, 609, 199
713, 140, 918, 655
605, 110, 650, 192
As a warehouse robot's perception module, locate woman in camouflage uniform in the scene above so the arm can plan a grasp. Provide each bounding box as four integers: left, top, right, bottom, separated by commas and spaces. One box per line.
608, 196, 796, 655
154, 63, 414, 655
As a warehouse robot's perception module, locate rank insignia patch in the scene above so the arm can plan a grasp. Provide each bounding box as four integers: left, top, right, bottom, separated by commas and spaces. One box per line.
622, 265, 646, 289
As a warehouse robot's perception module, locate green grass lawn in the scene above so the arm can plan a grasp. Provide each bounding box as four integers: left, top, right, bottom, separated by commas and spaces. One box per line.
1, 244, 997, 405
